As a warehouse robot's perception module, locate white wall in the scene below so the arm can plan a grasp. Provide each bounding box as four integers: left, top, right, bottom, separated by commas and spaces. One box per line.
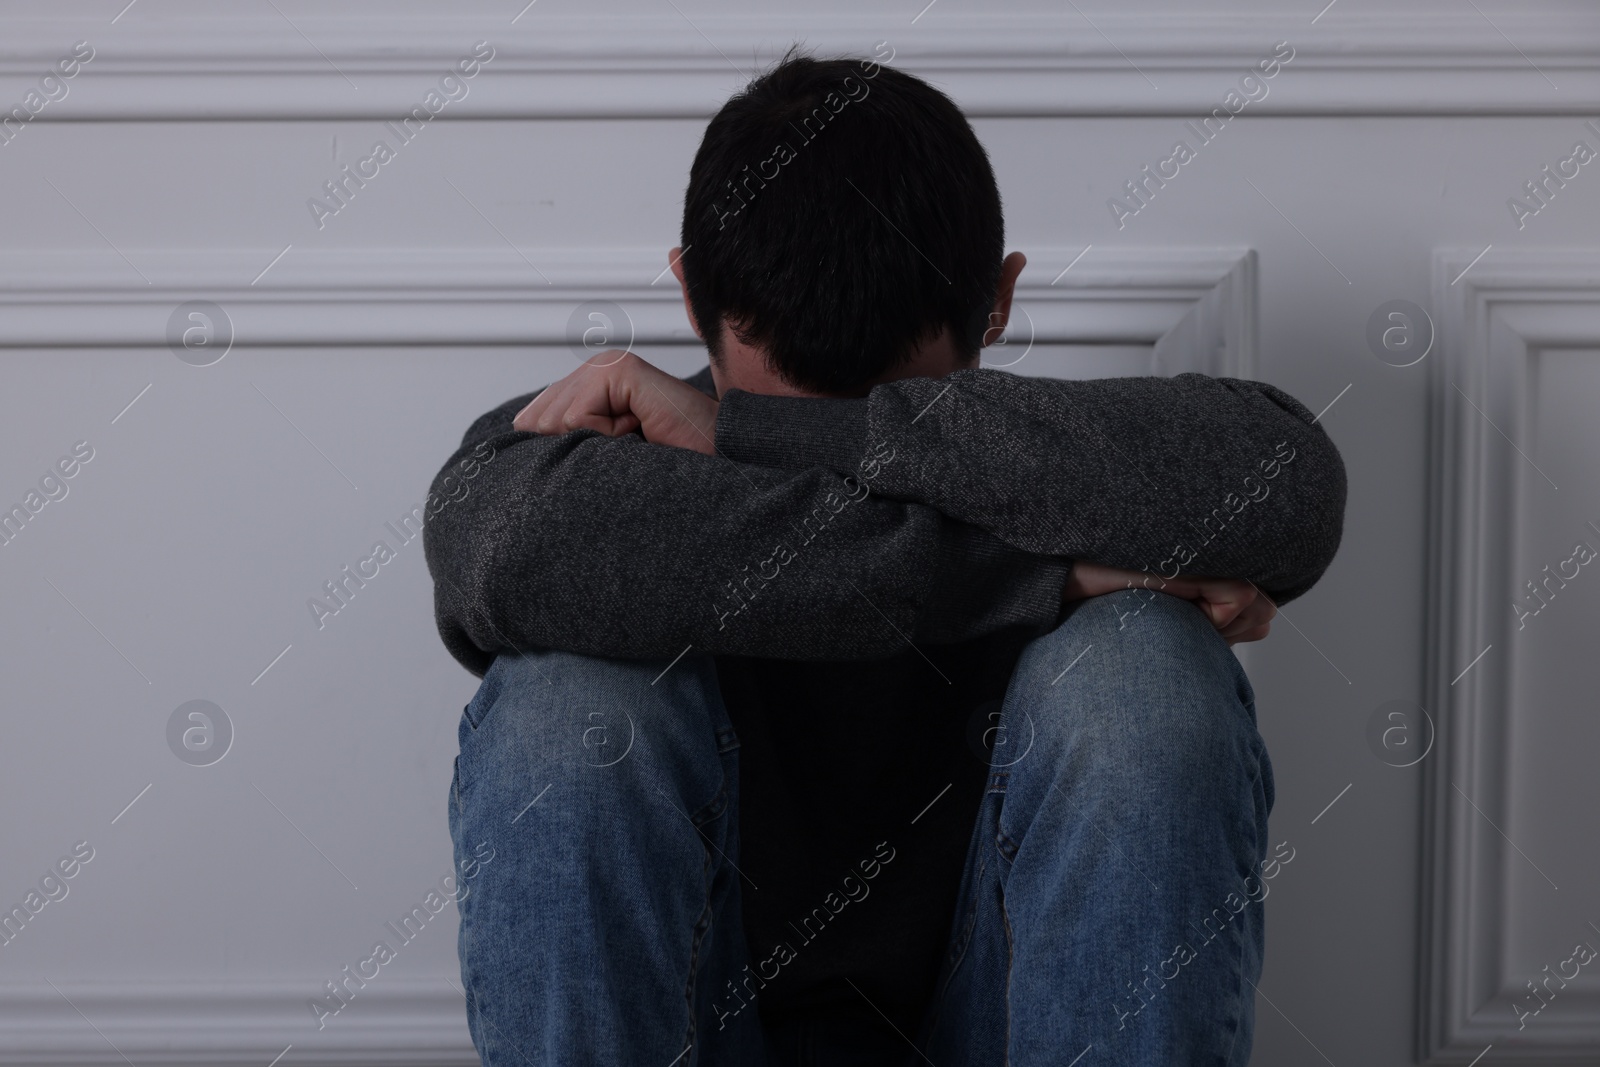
2, 2, 1599, 1064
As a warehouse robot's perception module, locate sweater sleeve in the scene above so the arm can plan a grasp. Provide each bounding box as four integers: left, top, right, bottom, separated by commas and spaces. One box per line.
422, 384, 1074, 677
713, 369, 1347, 606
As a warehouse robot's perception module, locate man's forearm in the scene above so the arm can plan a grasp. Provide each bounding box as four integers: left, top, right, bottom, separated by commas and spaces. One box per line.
714, 369, 1347, 605
422, 387, 1075, 677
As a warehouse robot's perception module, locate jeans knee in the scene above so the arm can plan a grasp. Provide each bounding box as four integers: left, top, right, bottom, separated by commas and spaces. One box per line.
453, 649, 733, 830
1080, 584, 1223, 650
1039, 588, 1250, 704
1007, 590, 1263, 797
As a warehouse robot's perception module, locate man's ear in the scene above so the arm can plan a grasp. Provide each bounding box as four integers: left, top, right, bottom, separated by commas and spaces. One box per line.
667, 246, 703, 341
982, 251, 1028, 347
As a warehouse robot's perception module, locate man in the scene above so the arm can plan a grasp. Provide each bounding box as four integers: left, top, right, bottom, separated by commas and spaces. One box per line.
424, 51, 1345, 1067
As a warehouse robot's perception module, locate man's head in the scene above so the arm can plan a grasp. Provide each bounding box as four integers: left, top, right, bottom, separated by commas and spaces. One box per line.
670, 48, 1025, 399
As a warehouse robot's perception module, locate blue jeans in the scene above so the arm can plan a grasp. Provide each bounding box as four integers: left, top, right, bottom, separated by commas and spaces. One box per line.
448, 588, 1274, 1066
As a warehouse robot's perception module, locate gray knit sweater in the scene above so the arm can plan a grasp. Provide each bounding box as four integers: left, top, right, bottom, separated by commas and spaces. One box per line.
423, 365, 1346, 676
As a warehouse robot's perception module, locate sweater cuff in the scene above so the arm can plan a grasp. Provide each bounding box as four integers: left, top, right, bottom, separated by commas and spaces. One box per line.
715, 389, 871, 474
917, 521, 1076, 644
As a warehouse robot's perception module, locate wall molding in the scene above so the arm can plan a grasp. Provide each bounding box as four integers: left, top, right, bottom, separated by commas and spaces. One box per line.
0, 246, 1255, 370
0, 241, 1253, 1064
0, 980, 477, 1066
2, 12, 1597, 119
1421, 247, 1600, 1063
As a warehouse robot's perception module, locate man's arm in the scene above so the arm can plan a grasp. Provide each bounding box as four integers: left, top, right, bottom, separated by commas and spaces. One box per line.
714, 368, 1347, 606
422, 387, 1075, 677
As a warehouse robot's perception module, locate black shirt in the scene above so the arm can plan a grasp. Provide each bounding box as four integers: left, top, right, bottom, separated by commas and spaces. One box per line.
712, 627, 1036, 1037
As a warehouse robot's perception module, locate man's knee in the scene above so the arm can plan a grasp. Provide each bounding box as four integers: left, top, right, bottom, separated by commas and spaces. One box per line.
1010, 589, 1261, 792
454, 649, 731, 825
1081, 583, 1227, 649
1038, 587, 1247, 699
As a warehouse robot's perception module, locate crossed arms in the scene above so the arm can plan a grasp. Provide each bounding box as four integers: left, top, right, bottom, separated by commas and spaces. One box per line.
422, 357, 1346, 678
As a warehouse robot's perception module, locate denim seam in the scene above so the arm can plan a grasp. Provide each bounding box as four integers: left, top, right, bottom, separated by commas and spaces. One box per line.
1220, 760, 1269, 1065
995, 827, 1021, 866
470, 991, 492, 1065
1211, 883, 1251, 1066
917, 794, 995, 1058
682, 835, 716, 1059
943, 851, 985, 987
682, 738, 734, 1060
1219, 925, 1247, 1065
689, 785, 730, 827
999, 859, 1015, 1067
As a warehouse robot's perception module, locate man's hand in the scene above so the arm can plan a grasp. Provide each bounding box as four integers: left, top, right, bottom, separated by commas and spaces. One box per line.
1064, 560, 1277, 646
512, 351, 718, 454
